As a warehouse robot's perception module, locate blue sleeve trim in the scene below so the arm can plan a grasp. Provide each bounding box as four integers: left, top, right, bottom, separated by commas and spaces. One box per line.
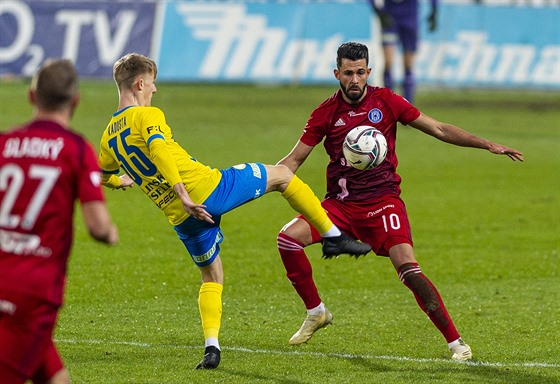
147, 134, 165, 147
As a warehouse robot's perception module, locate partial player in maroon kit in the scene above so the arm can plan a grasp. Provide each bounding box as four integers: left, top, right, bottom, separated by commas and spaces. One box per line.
0, 59, 119, 384
276, 42, 523, 360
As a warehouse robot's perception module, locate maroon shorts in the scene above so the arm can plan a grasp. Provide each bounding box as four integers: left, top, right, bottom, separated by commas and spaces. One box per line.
306, 196, 413, 256
0, 290, 63, 383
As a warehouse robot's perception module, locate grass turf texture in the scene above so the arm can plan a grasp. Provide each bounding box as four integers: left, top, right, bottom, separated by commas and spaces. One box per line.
1, 81, 559, 384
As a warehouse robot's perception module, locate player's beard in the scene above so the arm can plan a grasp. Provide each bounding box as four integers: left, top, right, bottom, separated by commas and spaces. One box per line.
340, 82, 365, 102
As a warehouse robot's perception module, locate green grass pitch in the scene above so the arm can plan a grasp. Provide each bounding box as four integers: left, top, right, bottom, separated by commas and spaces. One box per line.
1, 80, 559, 383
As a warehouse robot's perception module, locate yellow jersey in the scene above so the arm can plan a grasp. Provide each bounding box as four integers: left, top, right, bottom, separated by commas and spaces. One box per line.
98, 106, 221, 225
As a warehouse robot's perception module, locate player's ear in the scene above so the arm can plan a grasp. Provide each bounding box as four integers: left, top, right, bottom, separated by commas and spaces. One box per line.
28, 89, 36, 105
334, 68, 340, 80
71, 92, 80, 109
69, 93, 80, 118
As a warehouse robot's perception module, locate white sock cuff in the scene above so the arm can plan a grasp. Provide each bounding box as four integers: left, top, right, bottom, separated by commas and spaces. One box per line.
448, 338, 462, 348
321, 225, 341, 238
307, 302, 326, 316
205, 337, 220, 350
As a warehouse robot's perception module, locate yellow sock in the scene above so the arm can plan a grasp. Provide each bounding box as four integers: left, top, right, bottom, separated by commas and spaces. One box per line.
198, 282, 223, 340
281, 176, 333, 235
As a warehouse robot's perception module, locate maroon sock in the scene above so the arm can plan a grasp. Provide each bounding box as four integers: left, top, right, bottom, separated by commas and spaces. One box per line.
398, 262, 461, 343
277, 233, 321, 309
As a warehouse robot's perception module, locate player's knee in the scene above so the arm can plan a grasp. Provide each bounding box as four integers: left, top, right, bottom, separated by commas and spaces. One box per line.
274, 164, 294, 181
266, 164, 294, 192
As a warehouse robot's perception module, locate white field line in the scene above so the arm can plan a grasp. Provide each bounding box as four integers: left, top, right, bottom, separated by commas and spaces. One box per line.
56, 338, 560, 369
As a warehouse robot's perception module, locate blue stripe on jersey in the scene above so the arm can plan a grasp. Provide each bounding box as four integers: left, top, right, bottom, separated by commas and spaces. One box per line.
147, 134, 165, 147
112, 105, 135, 117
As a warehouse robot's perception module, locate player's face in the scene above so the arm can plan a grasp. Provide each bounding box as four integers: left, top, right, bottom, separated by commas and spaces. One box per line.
335, 59, 371, 104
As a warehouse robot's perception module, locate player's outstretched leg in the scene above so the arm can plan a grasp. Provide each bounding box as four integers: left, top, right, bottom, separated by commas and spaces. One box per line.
195, 346, 221, 369
289, 306, 333, 345
322, 232, 371, 258
279, 176, 371, 258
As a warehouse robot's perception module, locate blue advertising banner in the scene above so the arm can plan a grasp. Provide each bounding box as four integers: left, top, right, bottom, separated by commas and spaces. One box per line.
416, 3, 560, 89
1, 1, 558, 89
0, 0, 157, 78
156, 2, 373, 83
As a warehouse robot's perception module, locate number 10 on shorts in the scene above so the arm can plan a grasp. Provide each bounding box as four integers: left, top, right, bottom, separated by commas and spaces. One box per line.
382, 213, 401, 232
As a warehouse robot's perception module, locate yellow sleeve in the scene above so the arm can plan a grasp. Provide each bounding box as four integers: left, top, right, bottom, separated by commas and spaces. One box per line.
149, 137, 183, 187
138, 107, 183, 187
101, 173, 122, 189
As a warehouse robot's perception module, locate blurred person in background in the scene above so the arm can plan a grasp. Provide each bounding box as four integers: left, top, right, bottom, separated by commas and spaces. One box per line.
0, 59, 119, 384
368, 0, 438, 103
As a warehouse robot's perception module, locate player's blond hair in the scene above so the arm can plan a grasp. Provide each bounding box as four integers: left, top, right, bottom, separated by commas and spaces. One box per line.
113, 53, 158, 91
31, 59, 78, 111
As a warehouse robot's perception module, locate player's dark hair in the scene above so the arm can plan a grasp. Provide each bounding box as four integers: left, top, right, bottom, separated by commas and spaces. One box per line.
336, 42, 369, 68
31, 59, 78, 111
113, 53, 158, 91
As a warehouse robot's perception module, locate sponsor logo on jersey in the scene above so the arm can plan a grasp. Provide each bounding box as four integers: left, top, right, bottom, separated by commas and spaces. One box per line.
0, 300, 16, 315
334, 118, 346, 127
348, 111, 367, 117
90, 171, 102, 187
0, 229, 52, 257
368, 108, 382, 123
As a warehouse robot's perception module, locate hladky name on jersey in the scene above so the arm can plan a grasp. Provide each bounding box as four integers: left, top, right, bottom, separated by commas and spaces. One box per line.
2, 137, 64, 160
108, 116, 127, 135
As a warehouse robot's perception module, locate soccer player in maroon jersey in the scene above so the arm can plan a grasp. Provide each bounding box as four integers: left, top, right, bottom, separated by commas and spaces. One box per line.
0, 59, 119, 384
276, 42, 523, 360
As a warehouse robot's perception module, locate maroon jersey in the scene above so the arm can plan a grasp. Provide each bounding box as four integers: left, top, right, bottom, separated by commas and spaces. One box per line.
300, 86, 420, 202
0, 120, 104, 306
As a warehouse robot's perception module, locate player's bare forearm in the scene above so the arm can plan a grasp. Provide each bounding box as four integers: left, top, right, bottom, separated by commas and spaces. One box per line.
277, 141, 313, 173
411, 114, 523, 162
437, 124, 524, 161
81, 201, 119, 245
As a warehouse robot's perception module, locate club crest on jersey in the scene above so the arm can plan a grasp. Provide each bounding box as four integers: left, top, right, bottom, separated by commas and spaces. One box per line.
368, 108, 382, 123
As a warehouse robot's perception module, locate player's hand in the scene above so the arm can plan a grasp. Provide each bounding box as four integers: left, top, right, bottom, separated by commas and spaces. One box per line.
173, 182, 214, 223
185, 203, 214, 224
427, 10, 437, 32
106, 224, 119, 246
488, 143, 524, 161
115, 174, 134, 190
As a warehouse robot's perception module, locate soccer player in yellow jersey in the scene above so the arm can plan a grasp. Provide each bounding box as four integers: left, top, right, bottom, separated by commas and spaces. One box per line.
98, 53, 372, 369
